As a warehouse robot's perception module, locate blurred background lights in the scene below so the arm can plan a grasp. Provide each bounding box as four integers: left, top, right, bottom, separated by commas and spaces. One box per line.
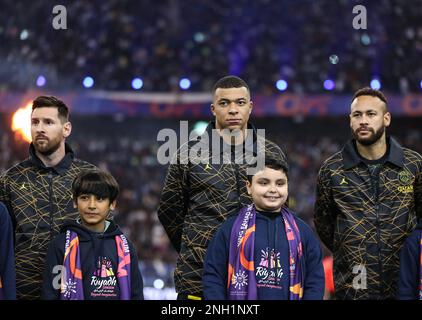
192, 121, 208, 136
179, 78, 191, 90
370, 78, 381, 90
323, 79, 335, 90
194, 32, 205, 43
361, 34, 371, 45
276, 79, 288, 91
20, 29, 28, 40
329, 54, 339, 65
83, 76, 94, 88
153, 279, 165, 290
36, 75, 46, 87
131, 77, 143, 90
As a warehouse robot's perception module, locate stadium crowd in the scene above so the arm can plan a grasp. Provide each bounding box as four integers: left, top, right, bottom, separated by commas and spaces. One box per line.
0, 0, 421, 93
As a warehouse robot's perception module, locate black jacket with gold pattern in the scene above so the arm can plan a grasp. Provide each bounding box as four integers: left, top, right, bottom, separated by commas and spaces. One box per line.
158, 122, 287, 297
0, 143, 96, 300
314, 137, 422, 300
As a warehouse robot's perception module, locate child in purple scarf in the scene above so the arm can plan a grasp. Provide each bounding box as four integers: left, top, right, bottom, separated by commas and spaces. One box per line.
203, 157, 325, 300
42, 170, 143, 300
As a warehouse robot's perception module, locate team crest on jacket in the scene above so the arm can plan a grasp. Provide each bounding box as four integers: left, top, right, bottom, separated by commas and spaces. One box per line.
398, 170, 412, 185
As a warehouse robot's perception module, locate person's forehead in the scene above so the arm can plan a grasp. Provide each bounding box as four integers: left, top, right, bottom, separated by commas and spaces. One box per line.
214, 87, 250, 100
351, 95, 385, 112
253, 167, 286, 180
31, 107, 60, 118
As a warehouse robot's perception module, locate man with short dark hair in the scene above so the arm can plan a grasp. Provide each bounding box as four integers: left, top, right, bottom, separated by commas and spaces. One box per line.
0, 96, 96, 299
314, 87, 422, 299
158, 75, 287, 299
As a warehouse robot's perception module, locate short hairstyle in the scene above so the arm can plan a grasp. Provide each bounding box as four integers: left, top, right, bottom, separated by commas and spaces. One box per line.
32, 96, 69, 123
212, 75, 250, 95
247, 156, 289, 183
352, 87, 388, 110
72, 170, 120, 203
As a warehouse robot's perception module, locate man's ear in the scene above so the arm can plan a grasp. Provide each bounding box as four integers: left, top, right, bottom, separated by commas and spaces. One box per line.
63, 121, 72, 138
384, 111, 391, 128
110, 200, 117, 211
210, 104, 216, 116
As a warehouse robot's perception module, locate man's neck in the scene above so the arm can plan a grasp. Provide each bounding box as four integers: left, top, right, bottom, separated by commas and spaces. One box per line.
356, 136, 387, 161
216, 127, 248, 145
36, 145, 66, 168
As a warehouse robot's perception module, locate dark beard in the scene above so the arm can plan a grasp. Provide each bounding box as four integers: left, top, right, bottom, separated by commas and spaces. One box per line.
34, 139, 61, 156
351, 126, 385, 146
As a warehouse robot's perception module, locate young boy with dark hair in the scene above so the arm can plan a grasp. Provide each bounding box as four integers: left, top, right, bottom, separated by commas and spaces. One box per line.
42, 170, 144, 300
0, 202, 16, 300
203, 157, 325, 300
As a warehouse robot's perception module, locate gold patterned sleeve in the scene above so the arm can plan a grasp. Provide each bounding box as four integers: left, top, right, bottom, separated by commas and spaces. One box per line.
157, 158, 188, 254
314, 163, 335, 252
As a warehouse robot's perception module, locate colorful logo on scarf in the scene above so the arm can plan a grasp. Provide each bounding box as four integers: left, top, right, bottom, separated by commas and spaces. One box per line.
231, 270, 248, 289
62, 278, 78, 299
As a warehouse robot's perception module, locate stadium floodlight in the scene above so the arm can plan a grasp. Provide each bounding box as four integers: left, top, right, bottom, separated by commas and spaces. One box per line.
83, 76, 94, 88
153, 279, 165, 289
329, 55, 339, 65
36, 75, 46, 87
131, 78, 143, 90
179, 78, 191, 90
276, 79, 288, 91
370, 79, 381, 90
193, 121, 208, 136
323, 79, 335, 90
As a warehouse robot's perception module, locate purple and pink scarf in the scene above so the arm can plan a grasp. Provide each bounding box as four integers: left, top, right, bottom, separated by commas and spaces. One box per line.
60, 230, 132, 300
227, 204, 304, 300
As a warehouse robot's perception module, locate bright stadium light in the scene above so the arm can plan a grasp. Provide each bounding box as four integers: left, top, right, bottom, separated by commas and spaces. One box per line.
179, 78, 191, 90
329, 54, 339, 65
323, 79, 335, 90
370, 79, 381, 90
276, 79, 288, 91
131, 77, 143, 90
36, 75, 46, 87
83, 76, 94, 88
193, 121, 208, 136
153, 279, 165, 289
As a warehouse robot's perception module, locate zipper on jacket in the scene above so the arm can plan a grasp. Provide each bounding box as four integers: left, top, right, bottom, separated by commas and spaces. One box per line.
369, 165, 383, 297
231, 147, 242, 210
48, 171, 54, 241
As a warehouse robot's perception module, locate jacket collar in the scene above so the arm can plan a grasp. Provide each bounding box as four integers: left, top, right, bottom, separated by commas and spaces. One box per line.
342, 136, 404, 170
29, 142, 75, 175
